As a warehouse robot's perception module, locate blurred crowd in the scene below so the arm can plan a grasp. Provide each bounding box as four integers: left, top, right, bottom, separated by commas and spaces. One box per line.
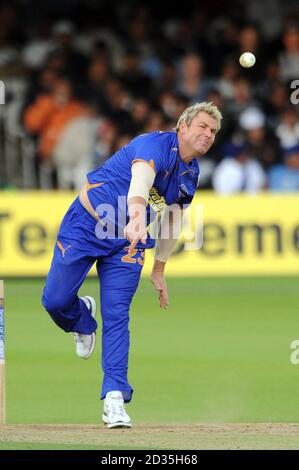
0, 0, 299, 193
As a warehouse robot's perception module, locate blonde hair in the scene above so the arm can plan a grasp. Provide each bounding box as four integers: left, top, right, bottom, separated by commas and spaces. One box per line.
175, 101, 222, 132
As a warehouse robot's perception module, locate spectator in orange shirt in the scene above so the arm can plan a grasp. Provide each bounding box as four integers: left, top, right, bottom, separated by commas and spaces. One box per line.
24, 77, 88, 187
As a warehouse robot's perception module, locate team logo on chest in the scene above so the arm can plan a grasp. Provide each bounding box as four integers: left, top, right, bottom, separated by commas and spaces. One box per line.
178, 183, 189, 198
179, 169, 195, 177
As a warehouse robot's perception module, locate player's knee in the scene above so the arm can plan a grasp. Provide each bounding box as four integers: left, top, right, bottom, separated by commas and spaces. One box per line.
101, 290, 134, 323
102, 303, 130, 326
42, 291, 70, 314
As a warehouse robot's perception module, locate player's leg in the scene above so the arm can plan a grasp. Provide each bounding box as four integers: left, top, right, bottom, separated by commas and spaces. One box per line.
42, 239, 99, 359
42, 240, 97, 334
97, 246, 145, 427
42, 196, 103, 360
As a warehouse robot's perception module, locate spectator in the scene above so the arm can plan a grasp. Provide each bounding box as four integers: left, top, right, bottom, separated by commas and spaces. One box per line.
22, 20, 53, 70
217, 58, 239, 100
276, 106, 299, 148
120, 48, 153, 97
268, 144, 299, 191
0, 0, 297, 192
52, 105, 99, 190
239, 106, 281, 170
263, 81, 289, 129
111, 133, 133, 153
24, 77, 87, 188
175, 52, 213, 102
93, 119, 119, 168
50, 20, 89, 80
22, 67, 59, 112
153, 60, 177, 93
79, 57, 111, 113
103, 77, 133, 133
212, 143, 266, 194
226, 76, 255, 121
127, 97, 151, 134
279, 23, 299, 83
143, 109, 167, 133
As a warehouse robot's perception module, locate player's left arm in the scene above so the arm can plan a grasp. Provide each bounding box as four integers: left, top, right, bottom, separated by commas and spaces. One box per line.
151, 204, 184, 309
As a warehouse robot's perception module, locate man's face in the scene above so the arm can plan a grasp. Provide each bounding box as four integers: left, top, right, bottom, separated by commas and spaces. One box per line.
53, 80, 71, 107
180, 112, 217, 156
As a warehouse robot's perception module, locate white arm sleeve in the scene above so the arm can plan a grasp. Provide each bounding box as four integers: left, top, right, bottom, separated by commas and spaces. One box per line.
127, 161, 156, 203
155, 204, 183, 263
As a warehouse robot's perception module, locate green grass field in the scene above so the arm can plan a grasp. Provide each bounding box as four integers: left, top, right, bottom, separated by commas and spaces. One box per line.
2, 276, 299, 449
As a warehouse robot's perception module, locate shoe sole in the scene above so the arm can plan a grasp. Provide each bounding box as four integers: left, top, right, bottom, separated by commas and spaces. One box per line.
102, 414, 132, 429
77, 296, 97, 360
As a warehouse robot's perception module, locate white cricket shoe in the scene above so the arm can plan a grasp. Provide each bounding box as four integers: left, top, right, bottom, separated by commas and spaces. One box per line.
74, 296, 97, 359
102, 391, 132, 429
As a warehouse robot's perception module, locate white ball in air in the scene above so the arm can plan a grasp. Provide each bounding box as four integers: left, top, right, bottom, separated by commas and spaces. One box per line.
239, 52, 256, 68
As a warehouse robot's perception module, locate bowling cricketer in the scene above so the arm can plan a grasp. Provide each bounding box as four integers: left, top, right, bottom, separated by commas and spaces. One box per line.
42, 101, 222, 428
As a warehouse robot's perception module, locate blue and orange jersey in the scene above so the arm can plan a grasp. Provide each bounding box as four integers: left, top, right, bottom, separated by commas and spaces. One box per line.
86, 131, 200, 227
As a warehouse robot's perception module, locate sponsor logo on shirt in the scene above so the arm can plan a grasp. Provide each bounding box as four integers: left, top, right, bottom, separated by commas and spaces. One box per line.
148, 187, 167, 212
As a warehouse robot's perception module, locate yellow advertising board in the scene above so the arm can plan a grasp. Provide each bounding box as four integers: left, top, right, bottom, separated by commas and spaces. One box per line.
0, 192, 298, 276
158, 192, 299, 276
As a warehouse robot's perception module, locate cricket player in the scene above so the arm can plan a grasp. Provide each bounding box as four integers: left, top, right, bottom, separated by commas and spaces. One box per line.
42, 102, 222, 428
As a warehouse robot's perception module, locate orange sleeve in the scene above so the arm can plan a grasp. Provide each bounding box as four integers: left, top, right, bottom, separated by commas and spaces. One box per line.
24, 95, 56, 133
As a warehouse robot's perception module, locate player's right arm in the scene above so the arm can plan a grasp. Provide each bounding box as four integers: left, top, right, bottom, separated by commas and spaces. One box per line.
124, 162, 156, 252
124, 133, 167, 252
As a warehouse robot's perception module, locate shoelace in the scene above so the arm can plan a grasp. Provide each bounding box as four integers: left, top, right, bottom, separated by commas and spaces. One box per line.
109, 399, 127, 418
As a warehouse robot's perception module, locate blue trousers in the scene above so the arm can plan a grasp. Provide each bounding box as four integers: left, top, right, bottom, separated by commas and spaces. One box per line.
42, 198, 149, 403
